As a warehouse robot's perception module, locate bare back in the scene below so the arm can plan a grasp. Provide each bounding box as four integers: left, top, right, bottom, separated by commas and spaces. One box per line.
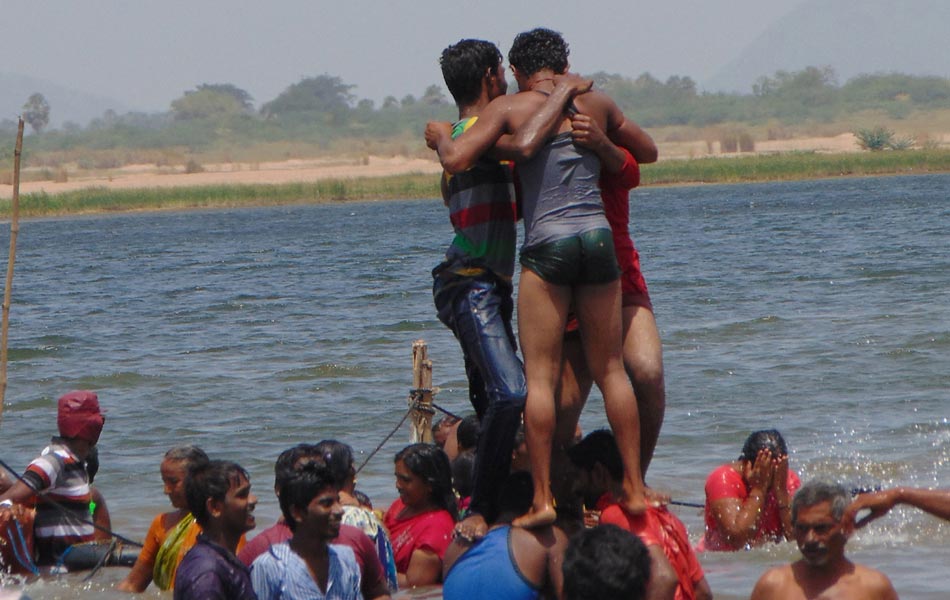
501, 89, 617, 139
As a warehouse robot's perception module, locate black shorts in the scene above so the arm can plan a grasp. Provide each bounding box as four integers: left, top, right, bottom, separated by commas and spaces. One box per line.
520, 228, 620, 286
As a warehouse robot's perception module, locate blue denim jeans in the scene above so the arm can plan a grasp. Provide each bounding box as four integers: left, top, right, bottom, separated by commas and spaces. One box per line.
433, 272, 527, 521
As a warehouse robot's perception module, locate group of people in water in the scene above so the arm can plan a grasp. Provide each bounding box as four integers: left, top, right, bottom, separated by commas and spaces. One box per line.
0, 26, 947, 600
1, 390, 947, 599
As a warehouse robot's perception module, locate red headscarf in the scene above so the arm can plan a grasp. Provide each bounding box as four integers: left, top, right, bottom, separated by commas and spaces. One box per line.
57, 390, 104, 444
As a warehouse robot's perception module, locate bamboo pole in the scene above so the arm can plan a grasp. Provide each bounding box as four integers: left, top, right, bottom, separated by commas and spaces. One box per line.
0, 117, 24, 420
408, 339, 434, 443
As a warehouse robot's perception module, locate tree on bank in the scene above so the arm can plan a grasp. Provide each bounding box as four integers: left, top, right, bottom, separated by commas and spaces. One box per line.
421, 84, 448, 106
171, 84, 255, 120
23, 93, 51, 133
260, 75, 355, 119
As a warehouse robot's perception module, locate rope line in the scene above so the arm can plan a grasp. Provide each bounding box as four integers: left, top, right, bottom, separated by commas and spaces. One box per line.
431, 402, 462, 421
355, 407, 412, 476
669, 500, 704, 509
82, 538, 117, 582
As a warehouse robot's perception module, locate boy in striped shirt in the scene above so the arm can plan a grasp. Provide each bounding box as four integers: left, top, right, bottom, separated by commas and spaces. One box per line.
0, 390, 105, 564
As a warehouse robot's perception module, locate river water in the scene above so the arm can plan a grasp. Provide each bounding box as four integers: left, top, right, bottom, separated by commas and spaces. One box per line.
0, 174, 947, 598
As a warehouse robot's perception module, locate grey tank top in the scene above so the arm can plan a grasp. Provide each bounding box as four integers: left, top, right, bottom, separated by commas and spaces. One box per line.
518, 131, 608, 250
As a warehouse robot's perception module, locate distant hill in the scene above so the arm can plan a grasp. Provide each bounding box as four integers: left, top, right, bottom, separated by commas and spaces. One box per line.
0, 71, 133, 129
705, 0, 950, 93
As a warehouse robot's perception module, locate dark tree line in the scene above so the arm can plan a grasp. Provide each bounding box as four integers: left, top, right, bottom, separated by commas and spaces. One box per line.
10, 66, 950, 154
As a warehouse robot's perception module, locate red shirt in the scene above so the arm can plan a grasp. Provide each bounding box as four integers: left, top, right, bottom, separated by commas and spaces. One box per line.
701, 464, 801, 551
383, 498, 454, 573
601, 505, 705, 600
600, 147, 641, 251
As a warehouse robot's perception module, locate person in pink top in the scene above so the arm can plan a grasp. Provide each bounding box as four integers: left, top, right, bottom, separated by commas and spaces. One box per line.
701, 429, 801, 551
383, 443, 456, 588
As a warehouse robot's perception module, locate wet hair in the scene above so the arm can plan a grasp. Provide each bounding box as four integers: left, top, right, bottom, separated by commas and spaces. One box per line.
440, 39, 503, 106
164, 445, 210, 470
395, 443, 458, 520
508, 28, 569, 77
185, 460, 249, 528
567, 429, 623, 482
456, 414, 480, 451
563, 525, 651, 600
739, 429, 789, 462
496, 471, 533, 516
451, 450, 475, 499
314, 439, 355, 486
792, 480, 850, 524
279, 461, 338, 533
274, 443, 320, 490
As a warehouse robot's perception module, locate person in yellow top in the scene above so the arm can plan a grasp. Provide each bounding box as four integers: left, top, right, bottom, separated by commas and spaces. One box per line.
117, 445, 215, 592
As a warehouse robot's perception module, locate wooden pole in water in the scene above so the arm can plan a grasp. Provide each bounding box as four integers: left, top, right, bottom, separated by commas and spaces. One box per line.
408, 339, 434, 443
0, 118, 24, 421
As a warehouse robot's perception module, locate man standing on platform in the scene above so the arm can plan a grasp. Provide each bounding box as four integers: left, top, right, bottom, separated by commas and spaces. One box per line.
431, 38, 590, 539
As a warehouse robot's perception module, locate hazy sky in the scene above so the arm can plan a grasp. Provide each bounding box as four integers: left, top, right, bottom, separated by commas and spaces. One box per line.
3, 0, 810, 112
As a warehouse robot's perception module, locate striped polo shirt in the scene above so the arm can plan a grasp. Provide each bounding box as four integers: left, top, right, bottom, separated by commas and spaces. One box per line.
21, 438, 95, 561
441, 116, 518, 281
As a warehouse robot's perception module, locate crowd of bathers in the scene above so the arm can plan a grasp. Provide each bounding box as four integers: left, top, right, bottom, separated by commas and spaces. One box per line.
1, 392, 946, 599
1, 26, 947, 600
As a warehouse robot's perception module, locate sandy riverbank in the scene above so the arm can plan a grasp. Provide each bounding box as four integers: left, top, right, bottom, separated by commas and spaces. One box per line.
3, 131, 944, 201
2, 155, 444, 200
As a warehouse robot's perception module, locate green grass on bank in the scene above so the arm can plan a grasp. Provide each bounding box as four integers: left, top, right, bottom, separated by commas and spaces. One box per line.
643, 148, 950, 185
3, 149, 950, 219
5, 173, 441, 218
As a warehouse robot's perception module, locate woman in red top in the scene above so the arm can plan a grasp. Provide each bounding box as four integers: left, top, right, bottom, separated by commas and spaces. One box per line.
700, 430, 801, 551
383, 443, 457, 588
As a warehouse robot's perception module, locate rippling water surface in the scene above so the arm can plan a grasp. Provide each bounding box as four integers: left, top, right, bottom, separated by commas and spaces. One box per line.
1, 174, 947, 598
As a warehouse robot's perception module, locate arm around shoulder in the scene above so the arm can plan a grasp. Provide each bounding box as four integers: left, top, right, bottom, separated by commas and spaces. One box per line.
608, 118, 658, 164
426, 101, 511, 174
495, 75, 592, 162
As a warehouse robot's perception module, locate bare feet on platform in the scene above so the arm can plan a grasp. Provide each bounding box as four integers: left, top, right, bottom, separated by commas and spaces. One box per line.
453, 513, 488, 543
619, 482, 649, 516
513, 503, 557, 529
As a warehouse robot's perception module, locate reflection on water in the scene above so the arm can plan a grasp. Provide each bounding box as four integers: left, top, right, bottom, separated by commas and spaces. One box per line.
0, 174, 948, 598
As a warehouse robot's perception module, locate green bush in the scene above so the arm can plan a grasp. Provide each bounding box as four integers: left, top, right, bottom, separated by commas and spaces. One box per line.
855, 127, 895, 151
854, 127, 916, 151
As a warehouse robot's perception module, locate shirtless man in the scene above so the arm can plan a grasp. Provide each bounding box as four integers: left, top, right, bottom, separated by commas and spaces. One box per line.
427, 27, 651, 527
750, 480, 899, 600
